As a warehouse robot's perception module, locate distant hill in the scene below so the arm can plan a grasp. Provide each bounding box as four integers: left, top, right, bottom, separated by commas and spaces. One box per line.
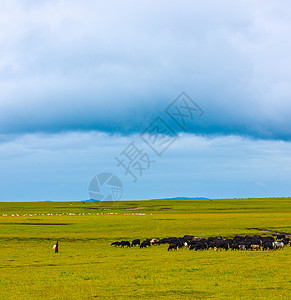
85, 199, 101, 201
150, 197, 209, 200
37, 200, 52, 202
84, 197, 209, 201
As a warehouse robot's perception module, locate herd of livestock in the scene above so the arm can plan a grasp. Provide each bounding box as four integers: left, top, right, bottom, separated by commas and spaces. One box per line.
111, 234, 290, 251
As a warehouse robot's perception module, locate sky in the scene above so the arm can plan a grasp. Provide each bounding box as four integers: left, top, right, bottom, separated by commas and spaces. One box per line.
0, 0, 290, 201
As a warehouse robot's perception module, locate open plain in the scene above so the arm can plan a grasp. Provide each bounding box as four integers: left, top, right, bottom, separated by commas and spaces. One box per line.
0, 198, 290, 299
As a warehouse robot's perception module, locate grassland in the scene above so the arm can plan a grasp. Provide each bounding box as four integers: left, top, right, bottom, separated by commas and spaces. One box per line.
0, 198, 290, 299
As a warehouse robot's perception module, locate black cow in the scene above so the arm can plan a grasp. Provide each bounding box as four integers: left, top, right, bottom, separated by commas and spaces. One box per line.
183, 235, 194, 241
160, 238, 169, 244
282, 238, 290, 245
276, 235, 285, 240
261, 236, 275, 243
131, 239, 140, 247
189, 244, 197, 250
111, 241, 121, 247
215, 241, 229, 251
194, 242, 208, 251
150, 238, 160, 245
120, 241, 131, 248
140, 240, 151, 248
262, 242, 274, 251
231, 244, 239, 250
168, 243, 178, 251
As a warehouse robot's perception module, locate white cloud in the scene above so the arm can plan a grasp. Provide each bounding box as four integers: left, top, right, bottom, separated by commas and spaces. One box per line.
0, 1, 290, 138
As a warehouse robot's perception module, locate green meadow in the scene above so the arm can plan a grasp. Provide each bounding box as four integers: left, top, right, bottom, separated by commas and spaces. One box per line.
0, 198, 290, 299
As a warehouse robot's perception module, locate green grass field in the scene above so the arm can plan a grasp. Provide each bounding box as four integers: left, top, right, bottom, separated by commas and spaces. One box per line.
0, 198, 291, 299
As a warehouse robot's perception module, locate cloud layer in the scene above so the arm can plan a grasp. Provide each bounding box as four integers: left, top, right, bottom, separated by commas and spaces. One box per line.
0, 1, 291, 139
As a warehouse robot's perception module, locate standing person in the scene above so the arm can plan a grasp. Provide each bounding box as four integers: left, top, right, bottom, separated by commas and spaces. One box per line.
53, 241, 59, 253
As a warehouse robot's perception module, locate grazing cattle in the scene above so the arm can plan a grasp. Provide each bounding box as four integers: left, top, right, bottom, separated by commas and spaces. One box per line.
192, 237, 203, 242
120, 241, 131, 248
110, 233, 287, 254
217, 244, 229, 251
194, 242, 208, 251
189, 244, 196, 250
262, 242, 274, 251
140, 240, 151, 248
214, 240, 229, 251
111, 241, 121, 247
273, 241, 284, 250
207, 242, 216, 250
160, 238, 169, 244
282, 238, 290, 245
150, 238, 160, 245
168, 243, 178, 251
176, 241, 186, 249
244, 243, 252, 250
251, 244, 260, 251
233, 236, 244, 244
131, 239, 140, 247
262, 236, 275, 242
168, 237, 179, 245
276, 235, 285, 240
183, 235, 194, 241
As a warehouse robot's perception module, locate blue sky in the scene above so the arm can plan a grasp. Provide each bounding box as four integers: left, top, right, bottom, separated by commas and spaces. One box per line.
0, 0, 290, 201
